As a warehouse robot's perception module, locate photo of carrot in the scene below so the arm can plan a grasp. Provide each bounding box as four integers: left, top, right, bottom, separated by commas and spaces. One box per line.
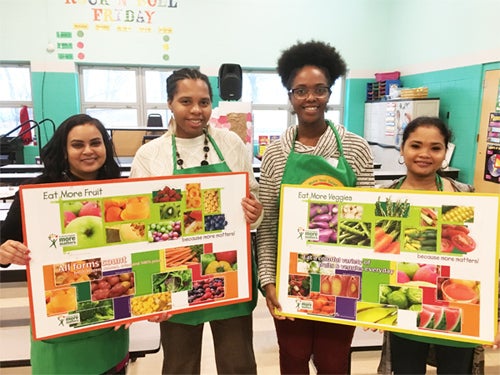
373, 219, 401, 253
420, 207, 438, 227
384, 240, 400, 254
165, 245, 202, 267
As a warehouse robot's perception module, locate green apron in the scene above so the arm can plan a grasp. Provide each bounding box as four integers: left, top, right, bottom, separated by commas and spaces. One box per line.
168, 132, 258, 325
392, 177, 476, 349
30, 327, 128, 374
281, 121, 357, 188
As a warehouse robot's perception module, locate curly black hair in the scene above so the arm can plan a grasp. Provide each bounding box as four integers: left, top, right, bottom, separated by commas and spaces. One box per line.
277, 40, 347, 90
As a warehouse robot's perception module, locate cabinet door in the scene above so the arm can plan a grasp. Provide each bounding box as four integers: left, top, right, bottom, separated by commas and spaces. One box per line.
364, 102, 389, 145
412, 99, 440, 118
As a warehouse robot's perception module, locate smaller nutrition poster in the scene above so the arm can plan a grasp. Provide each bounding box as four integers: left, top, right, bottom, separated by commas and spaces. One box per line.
276, 185, 499, 345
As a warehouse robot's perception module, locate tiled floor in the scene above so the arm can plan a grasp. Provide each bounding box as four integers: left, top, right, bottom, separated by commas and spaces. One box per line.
1, 292, 498, 374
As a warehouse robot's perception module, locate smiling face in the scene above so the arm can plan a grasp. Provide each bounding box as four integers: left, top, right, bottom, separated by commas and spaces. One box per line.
401, 125, 447, 178
168, 78, 212, 139
289, 65, 331, 127
66, 123, 106, 180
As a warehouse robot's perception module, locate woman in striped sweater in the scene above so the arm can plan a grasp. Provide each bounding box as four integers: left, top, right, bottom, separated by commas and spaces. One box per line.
256, 40, 374, 374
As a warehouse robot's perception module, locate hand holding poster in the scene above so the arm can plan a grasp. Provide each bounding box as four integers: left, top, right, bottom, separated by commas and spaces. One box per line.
276, 185, 499, 345
21, 172, 251, 340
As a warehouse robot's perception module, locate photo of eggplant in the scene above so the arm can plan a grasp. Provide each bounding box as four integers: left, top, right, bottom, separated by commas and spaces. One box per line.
308, 203, 338, 243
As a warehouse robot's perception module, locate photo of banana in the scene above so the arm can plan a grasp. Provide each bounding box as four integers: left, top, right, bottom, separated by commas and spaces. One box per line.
356, 301, 398, 325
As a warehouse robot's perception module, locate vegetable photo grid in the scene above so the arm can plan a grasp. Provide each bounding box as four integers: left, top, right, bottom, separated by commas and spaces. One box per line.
20, 172, 251, 340
276, 185, 500, 345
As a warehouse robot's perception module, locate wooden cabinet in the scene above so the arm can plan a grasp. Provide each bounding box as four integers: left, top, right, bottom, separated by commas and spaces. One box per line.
108, 127, 166, 157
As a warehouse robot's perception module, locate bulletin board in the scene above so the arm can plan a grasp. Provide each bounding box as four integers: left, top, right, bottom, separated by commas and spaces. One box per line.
275, 185, 500, 345
20, 172, 251, 340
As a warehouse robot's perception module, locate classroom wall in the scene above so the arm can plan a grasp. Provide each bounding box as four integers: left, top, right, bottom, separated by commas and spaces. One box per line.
2, 0, 500, 183
2, 1, 498, 73
401, 66, 484, 184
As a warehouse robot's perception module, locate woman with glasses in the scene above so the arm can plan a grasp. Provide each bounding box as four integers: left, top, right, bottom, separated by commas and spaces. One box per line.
256, 40, 374, 374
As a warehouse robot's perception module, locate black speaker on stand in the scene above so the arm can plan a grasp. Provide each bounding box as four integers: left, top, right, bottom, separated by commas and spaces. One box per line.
218, 63, 242, 101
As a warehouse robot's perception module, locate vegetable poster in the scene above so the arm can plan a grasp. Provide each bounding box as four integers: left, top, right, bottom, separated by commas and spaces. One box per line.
20, 172, 252, 340
276, 185, 500, 344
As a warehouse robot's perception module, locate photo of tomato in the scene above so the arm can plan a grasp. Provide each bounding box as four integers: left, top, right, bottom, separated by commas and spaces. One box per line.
451, 233, 476, 253
440, 238, 454, 253
440, 224, 476, 254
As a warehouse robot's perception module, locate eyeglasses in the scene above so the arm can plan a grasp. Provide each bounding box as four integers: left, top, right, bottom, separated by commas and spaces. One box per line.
288, 86, 331, 99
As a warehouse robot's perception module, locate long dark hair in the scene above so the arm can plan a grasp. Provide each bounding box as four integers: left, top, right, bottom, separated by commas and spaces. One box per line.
166, 68, 213, 102
40, 114, 121, 181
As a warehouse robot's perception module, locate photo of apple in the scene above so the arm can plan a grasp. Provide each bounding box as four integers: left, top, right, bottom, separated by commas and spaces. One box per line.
396, 262, 441, 287
64, 211, 77, 226
61, 200, 102, 228
64, 216, 105, 250
62, 201, 83, 215
79, 201, 102, 217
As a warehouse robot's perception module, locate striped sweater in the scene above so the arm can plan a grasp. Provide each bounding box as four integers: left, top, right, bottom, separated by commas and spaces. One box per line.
256, 123, 375, 287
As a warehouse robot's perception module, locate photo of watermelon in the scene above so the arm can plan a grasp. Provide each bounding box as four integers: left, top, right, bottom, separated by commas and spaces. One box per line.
417, 305, 462, 332
416, 307, 434, 328
444, 307, 462, 333
424, 305, 447, 330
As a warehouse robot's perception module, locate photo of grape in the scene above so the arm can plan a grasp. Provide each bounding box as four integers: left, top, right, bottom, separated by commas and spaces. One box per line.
148, 221, 181, 242
204, 214, 228, 232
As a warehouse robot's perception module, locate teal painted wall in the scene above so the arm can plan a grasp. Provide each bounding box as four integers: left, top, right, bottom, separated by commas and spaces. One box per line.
346, 62, 500, 185
344, 78, 370, 136
23, 71, 84, 163
401, 66, 484, 184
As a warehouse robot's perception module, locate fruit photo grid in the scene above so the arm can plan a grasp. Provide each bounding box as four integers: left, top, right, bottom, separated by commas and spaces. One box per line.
20, 172, 252, 340
275, 185, 499, 344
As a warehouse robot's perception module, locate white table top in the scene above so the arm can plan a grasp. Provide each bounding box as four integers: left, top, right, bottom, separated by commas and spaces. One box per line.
0, 186, 18, 199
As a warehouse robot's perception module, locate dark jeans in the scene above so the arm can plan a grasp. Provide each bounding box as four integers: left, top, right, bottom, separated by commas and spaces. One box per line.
390, 333, 474, 374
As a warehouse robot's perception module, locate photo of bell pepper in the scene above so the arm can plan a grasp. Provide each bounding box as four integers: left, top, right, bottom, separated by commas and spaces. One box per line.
204, 260, 233, 274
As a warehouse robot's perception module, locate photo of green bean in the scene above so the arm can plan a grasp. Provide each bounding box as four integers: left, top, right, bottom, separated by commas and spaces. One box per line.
338, 220, 372, 247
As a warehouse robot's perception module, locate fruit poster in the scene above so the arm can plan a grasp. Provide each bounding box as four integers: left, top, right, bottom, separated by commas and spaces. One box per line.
20, 172, 252, 340
276, 185, 500, 344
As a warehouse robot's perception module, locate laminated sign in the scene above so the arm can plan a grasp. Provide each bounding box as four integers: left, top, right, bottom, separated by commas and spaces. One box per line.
276, 185, 500, 345
20, 172, 252, 340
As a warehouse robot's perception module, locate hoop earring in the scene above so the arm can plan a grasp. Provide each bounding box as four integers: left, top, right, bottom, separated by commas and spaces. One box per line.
398, 155, 405, 165
441, 160, 449, 169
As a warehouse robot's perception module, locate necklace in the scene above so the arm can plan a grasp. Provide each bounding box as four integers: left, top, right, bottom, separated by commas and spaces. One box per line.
175, 129, 210, 169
